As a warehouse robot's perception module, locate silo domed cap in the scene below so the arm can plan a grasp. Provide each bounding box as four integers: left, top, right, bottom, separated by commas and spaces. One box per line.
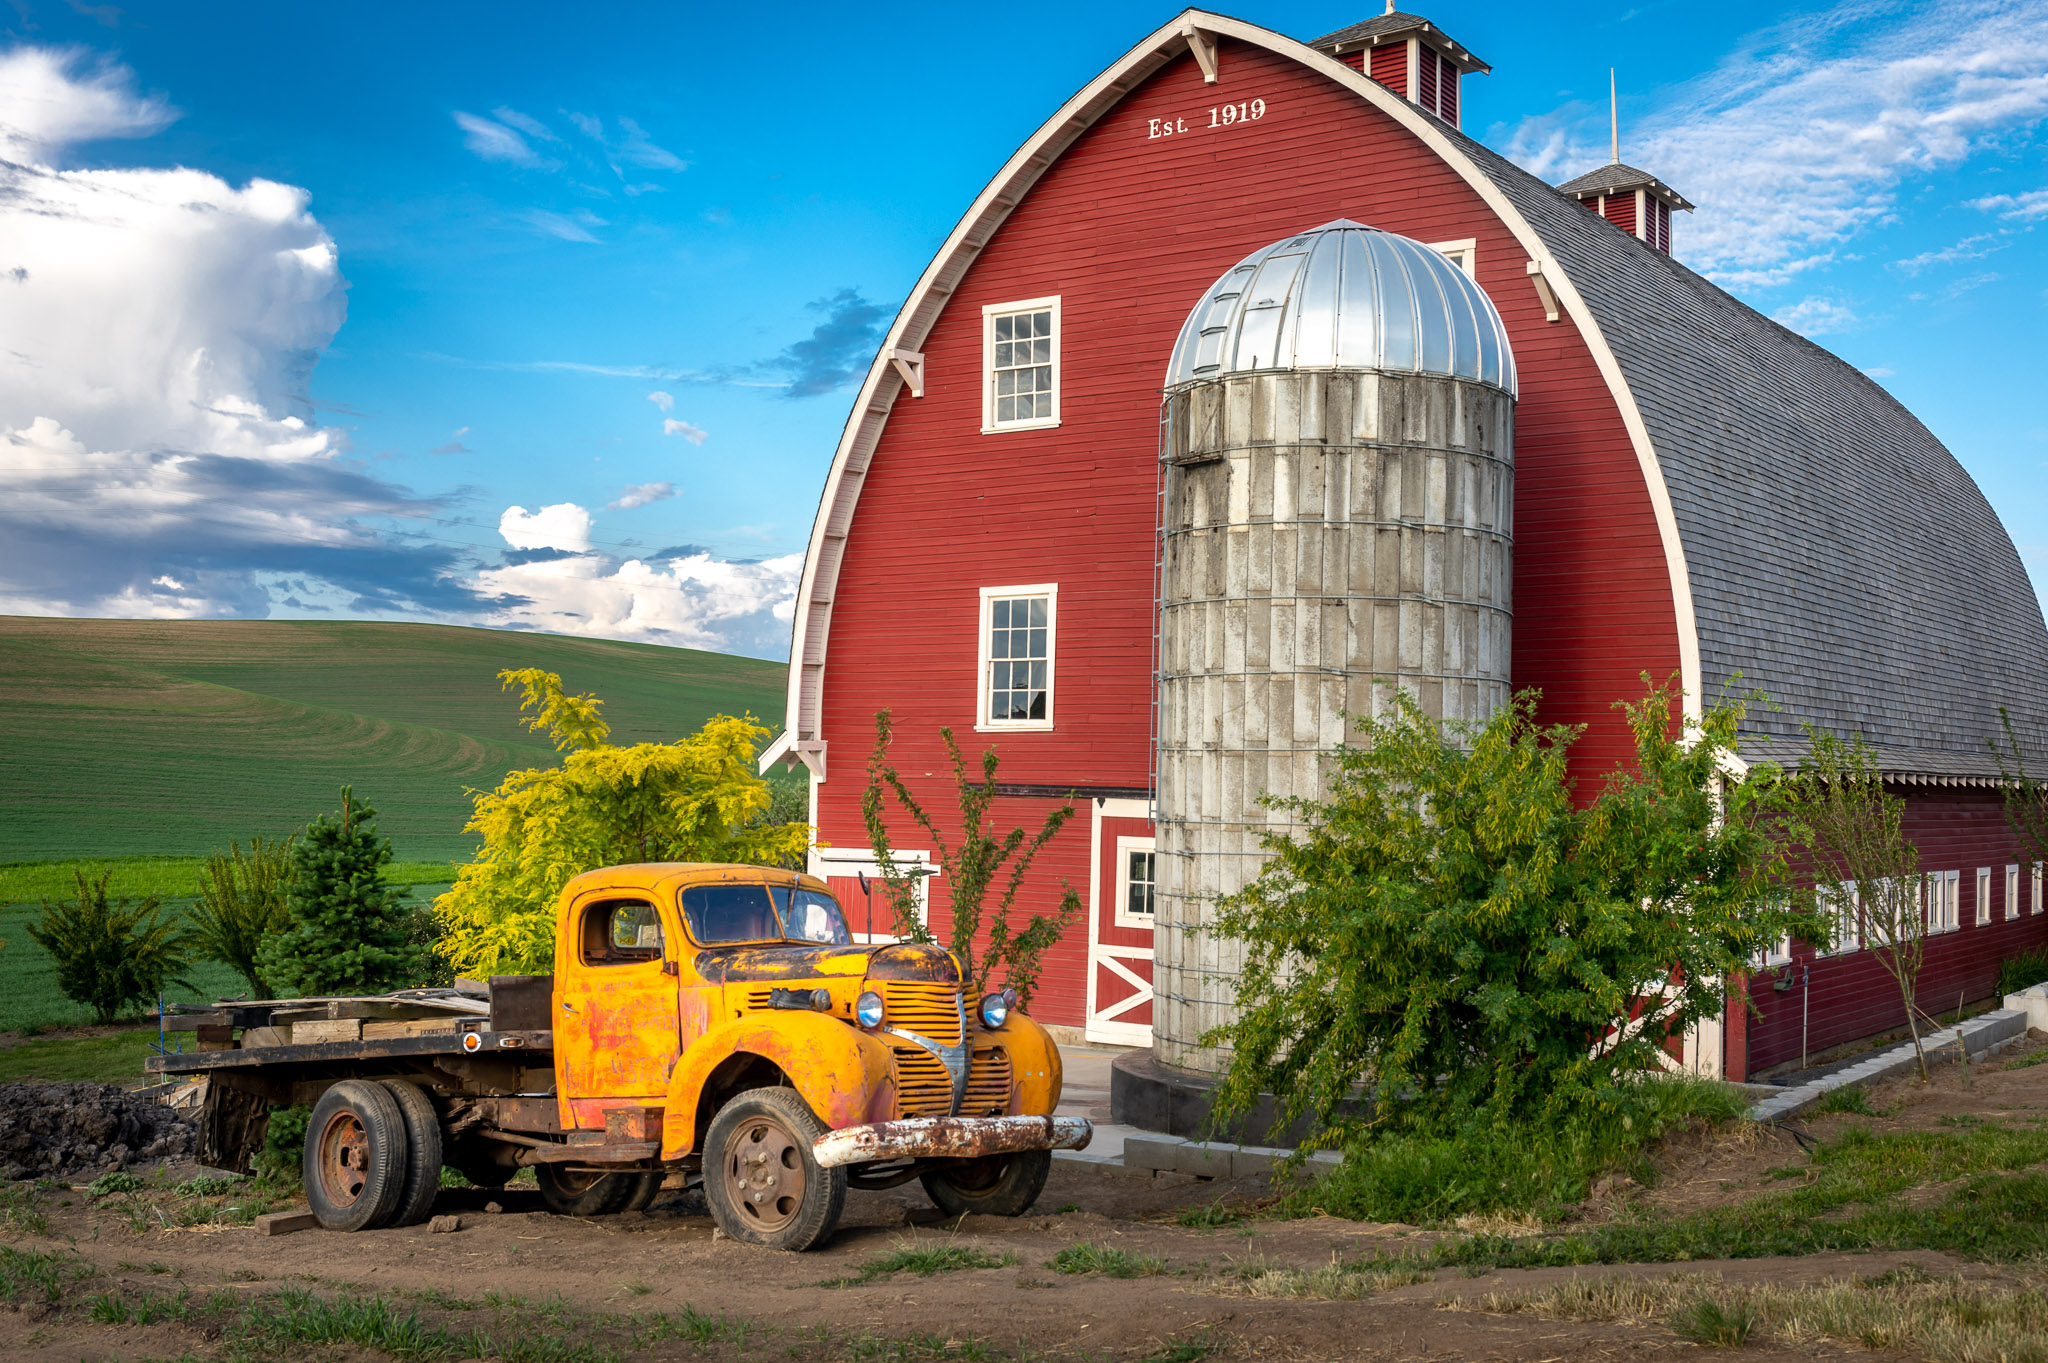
1165, 219, 1517, 393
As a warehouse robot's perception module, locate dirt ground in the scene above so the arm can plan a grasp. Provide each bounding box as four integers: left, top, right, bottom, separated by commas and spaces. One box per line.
0, 1155, 1993, 1362
5, 1038, 2045, 1361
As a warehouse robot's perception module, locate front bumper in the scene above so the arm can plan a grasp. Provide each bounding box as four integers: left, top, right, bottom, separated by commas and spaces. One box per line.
812, 1114, 1093, 1169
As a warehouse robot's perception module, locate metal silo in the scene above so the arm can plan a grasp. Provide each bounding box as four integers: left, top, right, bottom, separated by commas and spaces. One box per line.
1152, 219, 1518, 1072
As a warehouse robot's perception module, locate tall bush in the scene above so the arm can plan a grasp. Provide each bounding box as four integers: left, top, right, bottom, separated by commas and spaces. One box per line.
1783, 727, 1930, 1079
258, 788, 419, 996
862, 710, 1082, 1005
1205, 679, 1800, 1147
434, 670, 809, 977
29, 870, 192, 1024
189, 835, 295, 997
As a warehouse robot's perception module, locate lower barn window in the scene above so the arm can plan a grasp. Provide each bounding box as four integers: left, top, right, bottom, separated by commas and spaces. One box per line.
980, 585, 1056, 728
1119, 843, 1156, 927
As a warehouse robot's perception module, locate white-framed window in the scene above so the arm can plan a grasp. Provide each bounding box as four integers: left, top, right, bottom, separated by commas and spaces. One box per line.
1977, 867, 1994, 926
810, 847, 938, 943
2034, 864, 2044, 916
977, 583, 1057, 730
1927, 868, 1962, 934
981, 296, 1060, 433
2007, 864, 2022, 921
1429, 237, 1478, 279
1114, 836, 1157, 929
1817, 884, 1860, 957
1758, 933, 1793, 970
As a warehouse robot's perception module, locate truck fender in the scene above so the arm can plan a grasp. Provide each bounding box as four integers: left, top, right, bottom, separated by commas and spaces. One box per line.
992, 1014, 1065, 1115
662, 1012, 895, 1160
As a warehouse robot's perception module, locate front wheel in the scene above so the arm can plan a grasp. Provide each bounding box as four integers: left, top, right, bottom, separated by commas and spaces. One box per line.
703, 1088, 845, 1251
921, 1149, 1052, 1218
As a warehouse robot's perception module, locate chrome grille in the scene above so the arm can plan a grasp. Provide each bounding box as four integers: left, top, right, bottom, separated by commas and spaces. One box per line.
881, 982, 962, 1046
891, 1046, 1012, 1119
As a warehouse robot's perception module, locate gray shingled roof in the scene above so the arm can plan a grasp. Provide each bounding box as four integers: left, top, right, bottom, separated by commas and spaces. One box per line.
1737, 736, 2022, 787
1556, 161, 1696, 211
1312, 13, 1430, 48
1440, 128, 2048, 770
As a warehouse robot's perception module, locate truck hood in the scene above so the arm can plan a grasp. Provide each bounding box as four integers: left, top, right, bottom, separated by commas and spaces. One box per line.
695, 940, 960, 985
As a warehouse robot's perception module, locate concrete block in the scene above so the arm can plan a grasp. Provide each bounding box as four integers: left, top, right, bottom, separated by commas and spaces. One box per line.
2003, 985, 2048, 1033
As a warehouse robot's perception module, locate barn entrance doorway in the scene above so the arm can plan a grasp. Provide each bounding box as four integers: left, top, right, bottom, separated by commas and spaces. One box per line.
1085, 797, 1155, 1045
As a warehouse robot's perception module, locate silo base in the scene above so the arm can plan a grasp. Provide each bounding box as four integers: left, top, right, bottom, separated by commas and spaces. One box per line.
1108, 1048, 1372, 1146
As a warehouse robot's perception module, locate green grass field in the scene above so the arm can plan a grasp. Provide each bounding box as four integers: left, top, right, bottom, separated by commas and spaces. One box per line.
0, 616, 787, 862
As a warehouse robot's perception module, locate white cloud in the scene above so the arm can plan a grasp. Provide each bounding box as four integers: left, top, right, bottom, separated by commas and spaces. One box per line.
1504, 0, 2048, 288
475, 550, 801, 655
0, 47, 175, 162
606, 481, 676, 510
498, 502, 593, 553
614, 116, 687, 171
1892, 233, 2007, 273
521, 208, 605, 243
1971, 187, 2048, 219
453, 110, 547, 167
662, 418, 708, 444
490, 106, 559, 143
1774, 296, 1860, 335
646, 390, 674, 412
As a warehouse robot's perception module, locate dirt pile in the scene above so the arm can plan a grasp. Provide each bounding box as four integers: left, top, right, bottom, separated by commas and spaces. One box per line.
0, 1082, 197, 1180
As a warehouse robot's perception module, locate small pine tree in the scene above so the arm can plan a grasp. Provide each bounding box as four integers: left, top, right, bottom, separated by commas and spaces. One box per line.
258, 787, 420, 996
29, 870, 192, 1025
189, 835, 296, 998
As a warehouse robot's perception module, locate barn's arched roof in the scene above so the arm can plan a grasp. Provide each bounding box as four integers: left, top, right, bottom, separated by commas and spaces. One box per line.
1164, 218, 1516, 392
768, 8, 2048, 782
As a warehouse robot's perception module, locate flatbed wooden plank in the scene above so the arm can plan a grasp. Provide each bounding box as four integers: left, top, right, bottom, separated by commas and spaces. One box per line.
145, 1030, 554, 1074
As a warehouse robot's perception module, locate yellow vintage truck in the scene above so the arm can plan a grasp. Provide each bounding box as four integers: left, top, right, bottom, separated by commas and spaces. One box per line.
147, 862, 1090, 1250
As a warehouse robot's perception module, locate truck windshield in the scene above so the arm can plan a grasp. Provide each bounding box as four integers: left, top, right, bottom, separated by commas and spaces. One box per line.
679, 883, 852, 945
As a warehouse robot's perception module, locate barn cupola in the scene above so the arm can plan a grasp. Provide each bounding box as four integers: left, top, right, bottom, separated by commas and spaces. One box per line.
1556, 72, 1693, 253
1309, 1, 1489, 129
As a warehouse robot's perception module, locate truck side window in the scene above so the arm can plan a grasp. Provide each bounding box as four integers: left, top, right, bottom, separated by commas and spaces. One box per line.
581, 899, 663, 964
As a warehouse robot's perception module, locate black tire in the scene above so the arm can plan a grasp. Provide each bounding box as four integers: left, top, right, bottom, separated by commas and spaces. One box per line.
618, 1171, 665, 1213
703, 1088, 845, 1251
380, 1080, 443, 1227
536, 1164, 640, 1216
920, 1149, 1052, 1218
304, 1080, 409, 1232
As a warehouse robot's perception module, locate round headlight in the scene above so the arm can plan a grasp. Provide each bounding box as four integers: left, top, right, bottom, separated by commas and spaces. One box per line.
855, 990, 885, 1028
979, 992, 1009, 1029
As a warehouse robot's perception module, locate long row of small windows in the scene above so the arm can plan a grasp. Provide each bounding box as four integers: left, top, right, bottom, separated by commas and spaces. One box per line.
1759, 865, 2043, 967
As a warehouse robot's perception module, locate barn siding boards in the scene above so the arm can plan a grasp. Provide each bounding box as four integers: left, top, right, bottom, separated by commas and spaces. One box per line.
1744, 786, 2048, 1076
813, 38, 1680, 1026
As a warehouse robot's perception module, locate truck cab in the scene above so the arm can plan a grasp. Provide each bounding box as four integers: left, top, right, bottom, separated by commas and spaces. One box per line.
548, 863, 1087, 1247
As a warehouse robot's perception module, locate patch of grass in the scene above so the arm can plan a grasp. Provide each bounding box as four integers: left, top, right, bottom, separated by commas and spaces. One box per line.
826, 1241, 1018, 1288
1140, 1335, 1220, 1363
0, 1246, 84, 1302
0, 857, 458, 907
1050, 1202, 1080, 1214
1404, 1119, 2048, 1271
89, 1285, 197, 1325
1997, 945, 2048, 997
1446, 1269, 2048, 1363
633, 1302, 757, 1349
1814, 1085, 1877, 1116
0, 1026, 179, 1084
1218, 1254, 1433, 1299
0, 1182, 51, 1236
2006, 1049, 2048, 1071
1285, 1075, 1747, 1226
1175, 1201, 1245, 1228
1049, 1243, 1166, 1278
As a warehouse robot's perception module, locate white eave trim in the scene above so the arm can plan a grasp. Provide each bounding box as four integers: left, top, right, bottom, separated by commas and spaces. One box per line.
775, 6, 1703, 747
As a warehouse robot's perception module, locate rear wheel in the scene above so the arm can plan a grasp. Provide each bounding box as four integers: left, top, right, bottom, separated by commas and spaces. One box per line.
920, 1149, 1051, 1218
536, 1164, 641, 1216
617, 1171, 665, 1213
380, 1080, 443, 1227
703, 1088, 844, 1251
304, 1080, 408, 1232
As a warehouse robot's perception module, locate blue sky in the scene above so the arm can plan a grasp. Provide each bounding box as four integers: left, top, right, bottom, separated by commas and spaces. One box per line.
1, 0, 2042, 657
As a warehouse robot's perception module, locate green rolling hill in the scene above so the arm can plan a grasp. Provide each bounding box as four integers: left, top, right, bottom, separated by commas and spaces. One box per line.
0, 617, 789, 863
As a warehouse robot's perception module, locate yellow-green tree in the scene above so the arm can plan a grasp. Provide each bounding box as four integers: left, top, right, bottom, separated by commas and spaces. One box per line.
435, 669, 811, 977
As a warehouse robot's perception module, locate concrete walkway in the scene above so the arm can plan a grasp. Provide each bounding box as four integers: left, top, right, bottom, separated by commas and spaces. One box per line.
1052, 1045, 1141, 1165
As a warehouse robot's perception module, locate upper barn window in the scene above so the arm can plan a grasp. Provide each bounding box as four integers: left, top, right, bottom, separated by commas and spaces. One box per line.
978, 583, 1056, 730
983, 297, 1061, 432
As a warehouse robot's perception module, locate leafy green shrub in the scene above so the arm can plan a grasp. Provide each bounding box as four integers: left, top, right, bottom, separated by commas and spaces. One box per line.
1997, 946, 2048, 998
258, 789, 419, 997
255, 1106, 310, 1185
87, 1171, 144, 1197
27, 871, 192, 1024
189, 836, 295, 998
1205, 680, 1800, 1147
1286, 1077, 1744, 1225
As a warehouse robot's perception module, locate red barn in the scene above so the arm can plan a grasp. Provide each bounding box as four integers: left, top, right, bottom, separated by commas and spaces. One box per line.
760, 8, 2048, 1092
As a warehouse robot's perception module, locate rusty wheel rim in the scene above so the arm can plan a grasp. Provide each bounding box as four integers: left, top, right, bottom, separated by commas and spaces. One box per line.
316, 1109, 371, 1208
726, 1115, 805, 1232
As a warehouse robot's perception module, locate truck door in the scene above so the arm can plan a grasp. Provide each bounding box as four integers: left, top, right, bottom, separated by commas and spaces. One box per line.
554, 891, 682, 1129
